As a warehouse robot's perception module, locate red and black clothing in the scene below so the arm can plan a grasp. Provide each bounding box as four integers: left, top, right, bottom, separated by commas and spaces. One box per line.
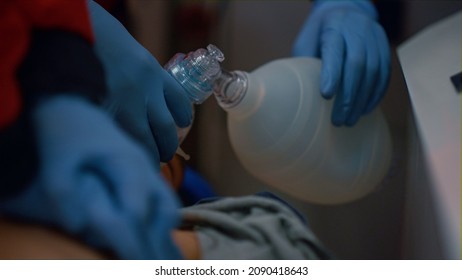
0, 0, 106, 197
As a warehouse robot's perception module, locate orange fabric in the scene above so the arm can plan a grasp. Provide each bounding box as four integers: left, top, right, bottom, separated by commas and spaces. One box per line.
0, 0, 94, 128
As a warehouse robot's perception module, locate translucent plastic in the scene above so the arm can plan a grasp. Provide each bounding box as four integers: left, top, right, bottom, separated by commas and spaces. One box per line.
218, 57, 392, 204
165, 44, 225, 144
166, 44, 392, 204
165, 44, 224, 104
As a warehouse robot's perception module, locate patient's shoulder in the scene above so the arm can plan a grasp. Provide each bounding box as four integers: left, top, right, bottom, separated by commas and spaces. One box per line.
0, 218, 103, 259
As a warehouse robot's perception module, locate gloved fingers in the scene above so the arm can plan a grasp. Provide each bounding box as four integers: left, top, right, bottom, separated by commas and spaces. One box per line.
26, 95, 179, 259
114, 110, 162, 170
146, 94, 179, 162
364, 25, 391, 114
146, 212, 183, 259
79, 172, 146, 259
82, 158, 182, 259
292, 14, 322, 57
162, 70, 193, 128
130, 149, 183, 259
143, 176, 183, 259
331, 82, 346, 127
319, 25, 345, 99
91, 152, 179, 222
41, 169, 89, 231
85, 157, 146, 217
345, 29, 380, 126
142, 191, 183, 259
332, 32, 366, 126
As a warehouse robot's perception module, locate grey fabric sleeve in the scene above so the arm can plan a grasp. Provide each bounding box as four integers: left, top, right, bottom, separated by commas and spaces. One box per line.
179, 195, 331, 260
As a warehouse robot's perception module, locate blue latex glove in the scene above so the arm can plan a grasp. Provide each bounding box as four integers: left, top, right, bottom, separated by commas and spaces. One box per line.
88, 1, 192, 164
293, 0, 391, 126
0, 96, 183, 259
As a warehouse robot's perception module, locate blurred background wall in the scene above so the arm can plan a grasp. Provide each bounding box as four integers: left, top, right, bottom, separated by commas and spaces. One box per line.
122, 0, 461, 259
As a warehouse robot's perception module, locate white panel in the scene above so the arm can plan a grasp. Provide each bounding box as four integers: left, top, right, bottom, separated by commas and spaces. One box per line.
398, 11, 461, 259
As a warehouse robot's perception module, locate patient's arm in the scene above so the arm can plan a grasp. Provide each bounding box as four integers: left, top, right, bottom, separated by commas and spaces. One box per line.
0, 156, 201, 260
0, 159, 327, 260
0, 218, 200, 260
0, 193, 329, 260
0, 218, 104, 259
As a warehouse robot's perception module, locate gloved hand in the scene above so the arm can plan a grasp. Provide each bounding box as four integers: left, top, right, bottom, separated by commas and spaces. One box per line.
0, 96, 183, 259
293, 0, 390, 126
88, 0, 192, 164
